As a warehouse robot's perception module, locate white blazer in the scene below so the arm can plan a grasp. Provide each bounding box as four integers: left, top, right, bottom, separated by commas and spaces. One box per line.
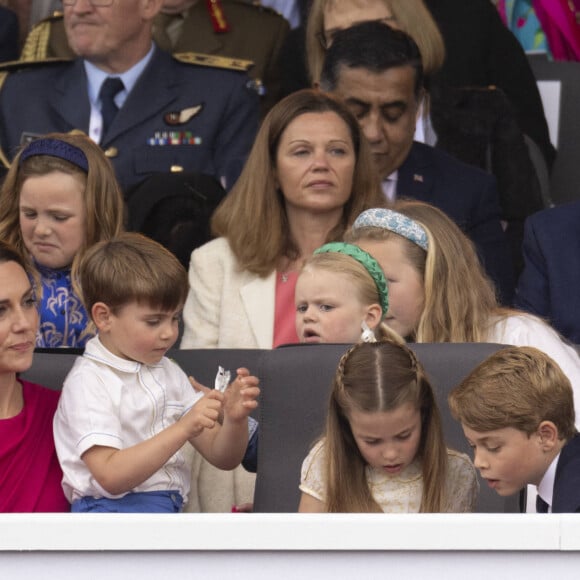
181, 237, 276, 349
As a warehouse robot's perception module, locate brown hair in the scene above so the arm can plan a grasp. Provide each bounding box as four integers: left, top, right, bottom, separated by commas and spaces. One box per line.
211, 89, 384, 276
0, 132, 124, 280
449, 346, 576, 441
323, 339, 448, 512
77, 232, 188, 315
347, 200, 509, 342
0, 240, 28, 272
306, 0, 445, 85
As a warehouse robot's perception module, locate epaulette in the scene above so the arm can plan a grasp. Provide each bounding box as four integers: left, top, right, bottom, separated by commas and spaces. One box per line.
174, 52, 254, 72
20, 12, 64, 61
0, 57, 72, 73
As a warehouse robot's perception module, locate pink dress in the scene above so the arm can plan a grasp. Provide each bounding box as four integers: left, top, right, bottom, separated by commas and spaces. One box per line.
0, 380, 69, 512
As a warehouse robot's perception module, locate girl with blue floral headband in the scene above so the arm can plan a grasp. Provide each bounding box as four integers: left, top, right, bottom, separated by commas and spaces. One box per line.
346, 201, 580, 444
0, 133, 124, 348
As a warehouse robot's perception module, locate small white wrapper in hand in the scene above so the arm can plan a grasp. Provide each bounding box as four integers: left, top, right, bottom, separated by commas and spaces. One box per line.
214, 366, 231, 393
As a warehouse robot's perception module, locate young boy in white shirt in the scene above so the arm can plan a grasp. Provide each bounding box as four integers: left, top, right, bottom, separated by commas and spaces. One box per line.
53, 233, 260, 512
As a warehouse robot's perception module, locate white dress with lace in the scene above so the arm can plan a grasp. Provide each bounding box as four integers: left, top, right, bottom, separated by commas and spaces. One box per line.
300, 439, 478, 512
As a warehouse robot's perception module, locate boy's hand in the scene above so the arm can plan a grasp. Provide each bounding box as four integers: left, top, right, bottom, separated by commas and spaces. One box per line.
223, 367, 260, 422
181, 390, 223, 438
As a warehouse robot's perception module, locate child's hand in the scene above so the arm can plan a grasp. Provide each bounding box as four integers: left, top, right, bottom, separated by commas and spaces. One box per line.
223, 367, 260, 422
180, 390, 223, 438
188, 375, 211, 396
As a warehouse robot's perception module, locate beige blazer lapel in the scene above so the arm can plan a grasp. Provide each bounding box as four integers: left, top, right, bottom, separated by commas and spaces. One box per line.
240, 271, 276, 349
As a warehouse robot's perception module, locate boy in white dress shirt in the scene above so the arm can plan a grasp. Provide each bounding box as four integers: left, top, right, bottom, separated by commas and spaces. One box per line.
53, 232, 259, 512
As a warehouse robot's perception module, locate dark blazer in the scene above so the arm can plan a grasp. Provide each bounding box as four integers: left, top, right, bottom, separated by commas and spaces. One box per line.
515, 201, 580, 344
552, 434, 580, 513
0, 6, 19, 63
398, 141, 515, 304
0, 48, 259, 193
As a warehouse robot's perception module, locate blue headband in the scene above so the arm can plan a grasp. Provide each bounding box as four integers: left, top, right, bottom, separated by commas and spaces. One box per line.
353, 208, 429, 251
19, 138, 89, 173
313, 242, 389, 316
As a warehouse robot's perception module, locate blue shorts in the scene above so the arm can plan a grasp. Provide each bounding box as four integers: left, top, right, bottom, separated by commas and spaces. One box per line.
71, 490, 183, 513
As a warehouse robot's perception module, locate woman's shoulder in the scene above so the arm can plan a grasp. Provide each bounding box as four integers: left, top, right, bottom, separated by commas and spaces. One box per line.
190, 237, 239, 267
20, 379, 60, 412
192, 236, 232, 256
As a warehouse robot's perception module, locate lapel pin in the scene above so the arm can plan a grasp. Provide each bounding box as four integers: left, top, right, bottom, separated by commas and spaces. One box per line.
413, 173, 424, 183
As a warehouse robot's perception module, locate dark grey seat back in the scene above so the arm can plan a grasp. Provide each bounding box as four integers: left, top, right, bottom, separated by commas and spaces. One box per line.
253, 342, 520, 513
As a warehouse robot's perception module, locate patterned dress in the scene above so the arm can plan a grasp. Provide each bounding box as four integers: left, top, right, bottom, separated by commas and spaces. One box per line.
35, 264, 93, 348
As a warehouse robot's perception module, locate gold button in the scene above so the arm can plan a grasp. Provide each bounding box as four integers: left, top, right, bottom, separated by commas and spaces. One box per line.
104, 147, 118, 158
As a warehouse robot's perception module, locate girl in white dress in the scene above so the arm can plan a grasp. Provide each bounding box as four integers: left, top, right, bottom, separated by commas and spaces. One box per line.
299, 339, 478, 512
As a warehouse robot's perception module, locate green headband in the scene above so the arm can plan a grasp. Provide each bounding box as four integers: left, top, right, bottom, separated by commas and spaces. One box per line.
313, 242, 389, 316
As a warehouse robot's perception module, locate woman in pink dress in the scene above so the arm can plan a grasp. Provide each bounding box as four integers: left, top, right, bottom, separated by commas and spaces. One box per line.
0, 241, 69, 512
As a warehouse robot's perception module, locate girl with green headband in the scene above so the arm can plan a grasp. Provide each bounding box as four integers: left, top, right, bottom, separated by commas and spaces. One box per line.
295, 242, 403, 344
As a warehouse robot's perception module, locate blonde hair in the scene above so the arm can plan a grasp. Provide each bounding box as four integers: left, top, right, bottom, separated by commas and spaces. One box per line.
300, 252, 403, 342
347, 200, 512, 342
211, 89, 384, 276
306, 0, 445, 85
449, 346, 576, 441
78, 232, 188, 315
0, 132, 124, 282
323, 339, 448, 512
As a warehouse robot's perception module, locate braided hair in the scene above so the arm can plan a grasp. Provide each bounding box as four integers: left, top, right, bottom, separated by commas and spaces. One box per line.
324, 338, 448, 512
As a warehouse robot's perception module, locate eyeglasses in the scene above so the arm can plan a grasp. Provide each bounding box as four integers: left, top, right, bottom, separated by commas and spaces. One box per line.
317, 17, 397, 50
62, 0, 114, 6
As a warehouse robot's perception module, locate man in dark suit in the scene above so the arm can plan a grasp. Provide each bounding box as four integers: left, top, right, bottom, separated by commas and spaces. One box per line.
0, 0, 259, 194
515, 201, 580, 344
0, 6, 19, 63
20, 0, 289, 116
320, 20, 514, 303
279, 0, 553, 172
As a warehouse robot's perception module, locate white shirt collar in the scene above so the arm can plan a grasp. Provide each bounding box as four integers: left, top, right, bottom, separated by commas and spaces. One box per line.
381, 170, 398, 202
83, 335, 163, 374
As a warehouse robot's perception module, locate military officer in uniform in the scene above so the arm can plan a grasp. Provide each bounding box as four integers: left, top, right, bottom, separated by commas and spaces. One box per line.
0, 0, 260, 194
20, 0, 289, 115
